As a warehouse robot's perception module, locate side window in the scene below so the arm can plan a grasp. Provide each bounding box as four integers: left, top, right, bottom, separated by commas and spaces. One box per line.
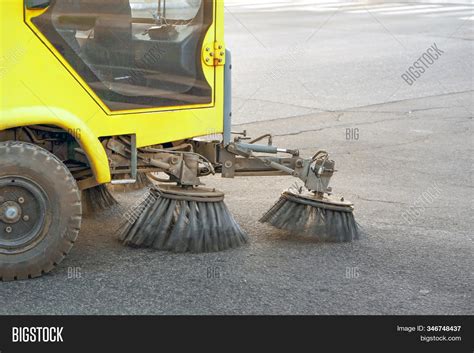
32, 0, 213, 111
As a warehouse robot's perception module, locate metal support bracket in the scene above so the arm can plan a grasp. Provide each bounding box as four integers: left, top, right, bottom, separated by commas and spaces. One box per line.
130, 134, 137, 180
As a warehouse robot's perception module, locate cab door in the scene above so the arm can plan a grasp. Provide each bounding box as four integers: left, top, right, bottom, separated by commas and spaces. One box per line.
26, 0, 216, 113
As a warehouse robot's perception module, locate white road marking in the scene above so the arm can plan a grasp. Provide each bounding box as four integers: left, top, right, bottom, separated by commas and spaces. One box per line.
225, 1, 474, 22
348, 5, 439, 14
379, 6, 473, 15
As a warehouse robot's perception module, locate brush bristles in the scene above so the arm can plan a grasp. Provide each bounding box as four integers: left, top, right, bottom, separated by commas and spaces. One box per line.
134, 172, 153, 189
260, 196, 360, 242
82, 184, 118, 215
120, 194, 248, 253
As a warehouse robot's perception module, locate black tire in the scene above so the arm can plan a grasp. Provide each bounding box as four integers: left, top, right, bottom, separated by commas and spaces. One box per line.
0, 141, 82, 281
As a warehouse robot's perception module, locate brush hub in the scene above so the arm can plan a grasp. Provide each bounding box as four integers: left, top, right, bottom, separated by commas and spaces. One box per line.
152, 185, 225, 203
283, 190, 354, 213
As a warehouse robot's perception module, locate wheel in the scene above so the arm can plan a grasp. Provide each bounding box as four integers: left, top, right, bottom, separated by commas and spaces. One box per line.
0, 141, 82, 281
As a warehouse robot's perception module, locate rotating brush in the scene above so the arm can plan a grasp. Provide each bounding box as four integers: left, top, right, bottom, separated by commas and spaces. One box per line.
260, 190, 360, 242
120, 185, 248, 253
82, 184, 118, 215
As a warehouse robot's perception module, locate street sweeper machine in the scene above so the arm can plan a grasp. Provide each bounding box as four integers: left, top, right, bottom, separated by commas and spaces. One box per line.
0, 0, 359, 281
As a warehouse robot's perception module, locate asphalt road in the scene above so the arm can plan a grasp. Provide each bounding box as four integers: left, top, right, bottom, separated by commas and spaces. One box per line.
1, 1, 472, 314
227, 0, 473, 124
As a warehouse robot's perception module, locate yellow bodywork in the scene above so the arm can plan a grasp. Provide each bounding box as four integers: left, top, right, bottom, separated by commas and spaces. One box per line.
0, 0, 225, 184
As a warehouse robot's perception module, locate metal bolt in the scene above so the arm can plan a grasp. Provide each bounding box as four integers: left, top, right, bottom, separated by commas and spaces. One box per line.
23, 215, 30, 222
218, 59, 223, 63
5, 226, 12, 233
218, 45, 222, 49
209, 52, 214, 57
205, 47, 210, 52
220, 52, 224, 56
224, 161, 233, 169
205, 58, 210, 62
18, 197, 24, 204
5, 206, 18, 220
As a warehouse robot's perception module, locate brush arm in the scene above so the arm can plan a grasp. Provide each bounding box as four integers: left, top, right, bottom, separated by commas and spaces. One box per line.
217, 142, 335, 194
104, 135, 335, 191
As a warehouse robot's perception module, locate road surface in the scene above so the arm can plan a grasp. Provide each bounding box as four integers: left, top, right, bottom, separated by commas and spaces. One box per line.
1, 1, 472, 315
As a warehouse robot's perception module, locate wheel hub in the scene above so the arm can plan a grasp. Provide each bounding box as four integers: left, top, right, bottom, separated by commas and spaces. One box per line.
0, 176, 49, 254
0, 201, 22, 224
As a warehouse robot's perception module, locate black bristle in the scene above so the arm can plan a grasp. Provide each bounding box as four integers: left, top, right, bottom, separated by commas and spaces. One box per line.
135, 172, 153, 189
82, 184, 118, 215
120, 190, 248, 253
260, 195, 360, 242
